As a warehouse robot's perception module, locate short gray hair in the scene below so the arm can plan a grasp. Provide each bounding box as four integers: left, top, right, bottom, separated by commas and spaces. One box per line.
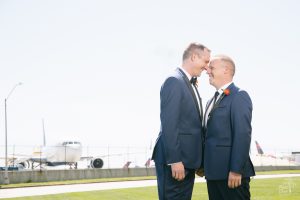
182, 43, 210, 61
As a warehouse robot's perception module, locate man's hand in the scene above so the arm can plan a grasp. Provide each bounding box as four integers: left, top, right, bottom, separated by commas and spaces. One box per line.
228, 171, 242, 188
171, 162, 185, 181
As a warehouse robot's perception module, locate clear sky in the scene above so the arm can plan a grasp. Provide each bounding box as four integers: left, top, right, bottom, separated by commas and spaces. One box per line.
0, 0, 299, 155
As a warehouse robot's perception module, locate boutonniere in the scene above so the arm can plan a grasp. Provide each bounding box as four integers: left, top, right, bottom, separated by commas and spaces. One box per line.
223, 88, 230, 96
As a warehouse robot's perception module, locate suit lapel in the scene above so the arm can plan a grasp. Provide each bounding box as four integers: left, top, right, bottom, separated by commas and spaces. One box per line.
207, 83, 236, 121
204, 97, 214, 127
177, 68, 202, 121
209, 93, 226, 115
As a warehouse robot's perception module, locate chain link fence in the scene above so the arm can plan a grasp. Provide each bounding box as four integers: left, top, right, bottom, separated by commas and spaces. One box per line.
0, 144, 154, 170
0, 145, 299, 170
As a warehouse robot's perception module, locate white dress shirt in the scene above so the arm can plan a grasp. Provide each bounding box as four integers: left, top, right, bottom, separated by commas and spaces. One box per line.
204, 82, 233, 127
179, 67, 202, 116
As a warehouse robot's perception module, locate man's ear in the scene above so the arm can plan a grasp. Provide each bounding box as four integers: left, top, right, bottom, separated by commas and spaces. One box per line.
191, 53, 197, 62
224, 65, 234, 76
223, 65, 230, 74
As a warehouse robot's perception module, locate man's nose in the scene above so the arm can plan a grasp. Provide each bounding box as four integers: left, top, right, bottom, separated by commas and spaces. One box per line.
206, 67, 211, 74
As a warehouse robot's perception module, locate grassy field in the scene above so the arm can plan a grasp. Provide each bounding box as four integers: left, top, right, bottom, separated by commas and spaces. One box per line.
2, 176, 300, 200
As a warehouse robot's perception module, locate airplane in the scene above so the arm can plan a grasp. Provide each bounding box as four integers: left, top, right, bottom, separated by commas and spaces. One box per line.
255, 140, 290, 159
3, 121, 156, 170
252, 140, 298, 166
255, 140, 264, 154
121, 158, 154, 169
6, 120, 104, 170
11, 140, 104, 170
144, 158, 155, 168
121, 141, 155, 169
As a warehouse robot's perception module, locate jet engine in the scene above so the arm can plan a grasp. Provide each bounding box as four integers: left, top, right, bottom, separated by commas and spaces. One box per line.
18, 160, 32, 169
90, 158, 104, 168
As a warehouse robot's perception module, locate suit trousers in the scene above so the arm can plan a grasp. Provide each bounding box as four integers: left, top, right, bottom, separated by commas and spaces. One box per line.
155, 162, 195, 200
207, 178, 251, 200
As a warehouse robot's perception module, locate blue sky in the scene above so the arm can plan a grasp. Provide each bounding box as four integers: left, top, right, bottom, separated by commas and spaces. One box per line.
0, 0, 299, 154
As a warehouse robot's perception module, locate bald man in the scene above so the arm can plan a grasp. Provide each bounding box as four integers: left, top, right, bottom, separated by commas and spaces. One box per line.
203, 55, 255, 200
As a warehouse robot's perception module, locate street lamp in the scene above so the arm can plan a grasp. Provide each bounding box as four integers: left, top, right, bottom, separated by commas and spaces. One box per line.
4, 82, 22, 185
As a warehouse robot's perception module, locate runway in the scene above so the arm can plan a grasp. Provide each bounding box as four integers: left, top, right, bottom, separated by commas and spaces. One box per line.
1, 174, 300, 198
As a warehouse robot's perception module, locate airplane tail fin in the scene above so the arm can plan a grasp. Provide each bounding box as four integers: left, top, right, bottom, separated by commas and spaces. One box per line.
123, 161, 131, 169
145, 158, 151, 167
255, 141, 264, 155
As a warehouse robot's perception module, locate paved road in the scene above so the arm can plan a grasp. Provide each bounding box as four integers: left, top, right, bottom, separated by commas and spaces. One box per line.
1, 174, 300, 198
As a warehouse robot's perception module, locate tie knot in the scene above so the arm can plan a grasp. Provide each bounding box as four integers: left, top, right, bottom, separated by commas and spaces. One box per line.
190, 77, 197, 86
213, 91, 220, 105
214, 91, 219, 99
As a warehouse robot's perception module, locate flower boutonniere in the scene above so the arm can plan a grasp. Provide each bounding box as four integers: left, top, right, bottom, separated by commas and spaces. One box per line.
223, 88, 230, 96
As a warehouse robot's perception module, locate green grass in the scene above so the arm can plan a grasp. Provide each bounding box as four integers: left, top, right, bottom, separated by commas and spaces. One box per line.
1, 170, 300, 189
2, 177, 300, 200
255, 169, 300, 175
250, 177, 300, 200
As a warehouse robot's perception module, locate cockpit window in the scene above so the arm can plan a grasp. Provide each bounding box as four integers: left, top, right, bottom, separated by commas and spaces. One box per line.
62, 141, 81, 145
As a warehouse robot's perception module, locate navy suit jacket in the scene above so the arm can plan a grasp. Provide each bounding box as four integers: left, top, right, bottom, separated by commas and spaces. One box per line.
204, 83, 255, 180
152, 68, 204, 169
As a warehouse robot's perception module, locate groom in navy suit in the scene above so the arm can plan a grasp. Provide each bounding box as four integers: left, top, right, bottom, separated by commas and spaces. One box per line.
152, 43, 210, 200
204, 55, 255, 200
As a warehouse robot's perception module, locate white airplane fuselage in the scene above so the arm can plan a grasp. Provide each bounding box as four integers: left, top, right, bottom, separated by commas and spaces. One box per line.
14, 141, 104, 169
42, 141, 82, 163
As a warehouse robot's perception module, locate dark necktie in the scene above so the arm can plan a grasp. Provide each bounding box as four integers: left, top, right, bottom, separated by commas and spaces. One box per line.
213, 91, 219, 105
190, 77, 197, 86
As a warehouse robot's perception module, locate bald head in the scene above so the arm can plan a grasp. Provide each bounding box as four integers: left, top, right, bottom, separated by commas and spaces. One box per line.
212, 55, 235, 77
207, 54, 236, 89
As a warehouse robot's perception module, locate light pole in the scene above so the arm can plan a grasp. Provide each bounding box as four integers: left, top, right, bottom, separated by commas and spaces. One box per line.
4, 82, 22, 184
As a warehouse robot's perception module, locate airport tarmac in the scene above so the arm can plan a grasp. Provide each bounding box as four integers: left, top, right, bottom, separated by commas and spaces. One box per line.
1, 174, 300, 198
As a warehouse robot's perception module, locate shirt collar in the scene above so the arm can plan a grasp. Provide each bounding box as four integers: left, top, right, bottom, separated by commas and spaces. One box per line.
217, 82, 233, 94
179, 66, 192, 81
